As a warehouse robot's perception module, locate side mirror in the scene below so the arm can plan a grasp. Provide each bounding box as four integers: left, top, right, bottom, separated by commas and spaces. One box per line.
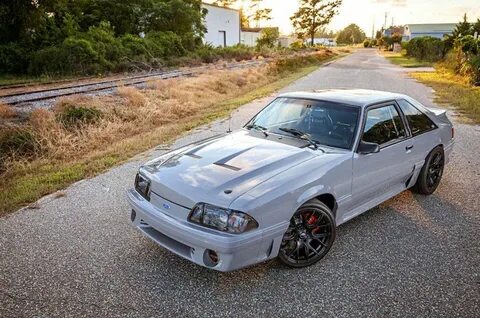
358, 141, 380, 154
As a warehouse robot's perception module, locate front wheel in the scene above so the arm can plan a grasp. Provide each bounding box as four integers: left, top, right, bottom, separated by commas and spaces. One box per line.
278, 199, 336, 268
413, 146, 445, 195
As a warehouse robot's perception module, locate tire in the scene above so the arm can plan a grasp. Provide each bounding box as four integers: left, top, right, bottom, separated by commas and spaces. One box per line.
278, 199, 336, 268
413, 146, 445, 195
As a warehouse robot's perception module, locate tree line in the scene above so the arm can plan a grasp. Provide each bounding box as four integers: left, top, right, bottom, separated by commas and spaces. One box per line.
0, 0, 207, 75
408, 14, 480, 85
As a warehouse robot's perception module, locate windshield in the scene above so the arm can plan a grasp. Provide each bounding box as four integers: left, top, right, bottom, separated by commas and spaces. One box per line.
247, 97, 360, 149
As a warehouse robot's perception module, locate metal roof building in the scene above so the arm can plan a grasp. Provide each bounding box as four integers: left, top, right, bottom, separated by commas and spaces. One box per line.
403, 23, 456, 40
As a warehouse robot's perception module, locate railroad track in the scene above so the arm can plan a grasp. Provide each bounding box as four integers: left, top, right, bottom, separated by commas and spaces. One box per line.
1, 59, 269, 107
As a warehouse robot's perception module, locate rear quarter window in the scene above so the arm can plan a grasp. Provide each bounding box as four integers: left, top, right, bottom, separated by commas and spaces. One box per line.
398, 99, 437, 136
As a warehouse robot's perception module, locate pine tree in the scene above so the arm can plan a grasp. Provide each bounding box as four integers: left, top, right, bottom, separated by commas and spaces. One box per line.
452, 13, 472, 38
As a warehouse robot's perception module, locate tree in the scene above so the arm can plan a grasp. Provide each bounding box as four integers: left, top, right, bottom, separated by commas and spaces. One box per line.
452, 13, 472, 38
291, 0, 343, 46
314, 27, 336, 38
213, 0, 236, 7
248, 0, 272, 27
391, 32, 402, 44
336, 23, 366, 45
256, 27, 279, 48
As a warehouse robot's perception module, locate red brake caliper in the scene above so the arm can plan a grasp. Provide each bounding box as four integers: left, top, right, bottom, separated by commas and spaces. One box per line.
307, 213, 318, 226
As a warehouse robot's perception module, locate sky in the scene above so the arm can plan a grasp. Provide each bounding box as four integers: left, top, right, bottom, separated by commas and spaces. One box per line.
205, 0, 480, 36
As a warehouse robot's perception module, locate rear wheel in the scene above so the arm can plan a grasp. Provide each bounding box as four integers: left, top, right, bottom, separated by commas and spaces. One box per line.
413, 146, 445, 195
278, 200, 336, 268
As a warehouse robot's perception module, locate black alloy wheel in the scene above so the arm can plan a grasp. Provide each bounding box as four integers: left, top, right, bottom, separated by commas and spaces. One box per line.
279, 200, 336, 268
413, 146, 445, 195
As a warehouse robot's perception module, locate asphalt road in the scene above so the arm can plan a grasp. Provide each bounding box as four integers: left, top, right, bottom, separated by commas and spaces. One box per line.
1, 49, 479, 317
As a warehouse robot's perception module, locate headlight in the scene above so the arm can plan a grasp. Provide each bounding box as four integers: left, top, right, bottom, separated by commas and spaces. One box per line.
188, 203, 258, 234
135, 173, 151, 201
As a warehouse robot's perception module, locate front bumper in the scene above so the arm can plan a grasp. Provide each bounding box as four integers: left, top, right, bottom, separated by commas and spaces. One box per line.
126, 189, 287, 272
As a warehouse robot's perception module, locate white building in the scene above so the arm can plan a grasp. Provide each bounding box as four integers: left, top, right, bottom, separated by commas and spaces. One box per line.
241, 27, 280, 47
278, 36, 295, 48
241, 28, 262, 47
202, 3, 240, 47
307, 38, 337, 46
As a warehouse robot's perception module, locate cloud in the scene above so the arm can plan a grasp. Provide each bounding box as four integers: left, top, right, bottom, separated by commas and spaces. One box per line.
373, 0, 408, 6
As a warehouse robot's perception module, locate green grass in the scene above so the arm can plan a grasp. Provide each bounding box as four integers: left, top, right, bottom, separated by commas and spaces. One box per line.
0, 59, 335, 216
383, 52, 433, 68
411, 69, 480, 124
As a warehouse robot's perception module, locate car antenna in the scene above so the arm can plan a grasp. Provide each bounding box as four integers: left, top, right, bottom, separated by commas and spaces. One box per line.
227, 111, 232, 133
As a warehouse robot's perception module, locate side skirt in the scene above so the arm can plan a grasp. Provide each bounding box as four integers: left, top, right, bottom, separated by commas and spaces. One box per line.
338, 183, 407, 225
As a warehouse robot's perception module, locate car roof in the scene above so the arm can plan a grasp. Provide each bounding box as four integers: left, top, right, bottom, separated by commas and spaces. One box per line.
278, 89, 407, 108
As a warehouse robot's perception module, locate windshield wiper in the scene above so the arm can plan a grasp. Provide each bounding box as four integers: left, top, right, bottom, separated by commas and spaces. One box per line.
279, 127, 323, 151
246, 123, 269, 137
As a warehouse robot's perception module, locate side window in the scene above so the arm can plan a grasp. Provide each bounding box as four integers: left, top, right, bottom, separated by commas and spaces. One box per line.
398, 99, 437, 136
363, 105, 406, 145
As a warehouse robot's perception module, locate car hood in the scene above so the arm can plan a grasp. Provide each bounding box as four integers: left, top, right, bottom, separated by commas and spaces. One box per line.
141, 130, 317, 209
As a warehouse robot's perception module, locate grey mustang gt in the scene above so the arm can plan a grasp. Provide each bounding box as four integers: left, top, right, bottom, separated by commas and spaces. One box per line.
127, 89, 454, 272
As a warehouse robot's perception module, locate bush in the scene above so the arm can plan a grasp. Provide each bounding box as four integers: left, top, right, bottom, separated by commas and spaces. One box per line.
120, 34, 150, 61
454, 36, 480, 85
0, 43, 30, 74
257, 28, 280, 49
83, 22, 123, 69
29, 37, 101, 75
0, 128, 37, 170
406, 37, 446, 62
289, 40, 305, 50
146, 31, 186, 58
192, 44, 259, 63
57, 104, 103, 127
456, 35, 479, 55
363, 40, 371, 48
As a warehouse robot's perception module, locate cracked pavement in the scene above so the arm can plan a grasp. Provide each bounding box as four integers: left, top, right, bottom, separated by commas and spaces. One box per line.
1, 49, 479, 317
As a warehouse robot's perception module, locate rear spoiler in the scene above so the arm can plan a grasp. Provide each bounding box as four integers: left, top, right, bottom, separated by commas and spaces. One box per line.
427, 108, 450, 125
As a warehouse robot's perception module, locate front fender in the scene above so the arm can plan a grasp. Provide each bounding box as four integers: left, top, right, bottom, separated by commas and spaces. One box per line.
296, 184, 335, 207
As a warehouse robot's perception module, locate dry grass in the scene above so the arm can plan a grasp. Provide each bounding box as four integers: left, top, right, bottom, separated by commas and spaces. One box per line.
0, 50, 338, 215
117, 86, 147, 108
0, 103, 15, 119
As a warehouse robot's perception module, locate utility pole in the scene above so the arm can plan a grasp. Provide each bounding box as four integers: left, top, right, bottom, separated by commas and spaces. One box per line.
384, 12, 388, 29
372, 20, 375, 39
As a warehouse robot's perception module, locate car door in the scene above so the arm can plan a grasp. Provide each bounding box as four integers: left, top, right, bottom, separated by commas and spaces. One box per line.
350, 102, 415, 211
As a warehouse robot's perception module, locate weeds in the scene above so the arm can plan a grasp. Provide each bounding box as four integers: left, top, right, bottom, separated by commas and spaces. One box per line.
56, 103, 103, 127
0, 103, 15, 119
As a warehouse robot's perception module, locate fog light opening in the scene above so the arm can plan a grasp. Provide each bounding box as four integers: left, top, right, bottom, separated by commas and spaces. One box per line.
203, 249, 219, 267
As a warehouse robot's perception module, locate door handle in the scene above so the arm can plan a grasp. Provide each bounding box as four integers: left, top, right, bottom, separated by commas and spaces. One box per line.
406, 145, 414, 151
